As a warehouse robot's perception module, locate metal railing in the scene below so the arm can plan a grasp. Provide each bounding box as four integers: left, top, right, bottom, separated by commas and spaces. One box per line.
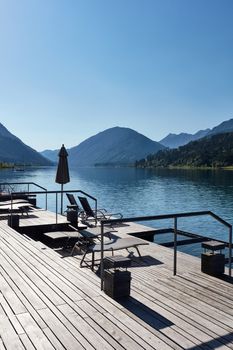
0, 181, 47, 193
0, 182, 48, 209
9, 189, 97, 224
100, 210, 232, 290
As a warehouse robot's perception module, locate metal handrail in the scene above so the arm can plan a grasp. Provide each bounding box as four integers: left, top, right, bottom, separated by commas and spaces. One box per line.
10, 189, 97, 224
0, 182, 47, 192
100, 210, 232, 290
0, 182, 48, 210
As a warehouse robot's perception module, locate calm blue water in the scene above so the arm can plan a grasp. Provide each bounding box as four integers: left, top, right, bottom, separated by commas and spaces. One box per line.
1, 166, 233, 257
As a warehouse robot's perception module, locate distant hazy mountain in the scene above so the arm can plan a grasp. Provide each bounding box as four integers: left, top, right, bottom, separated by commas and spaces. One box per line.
0, 123, 52, 165
159, 129, 210, 148
207, 118, 233, 136
40, 149, 59, 163
56, 127, 165, 167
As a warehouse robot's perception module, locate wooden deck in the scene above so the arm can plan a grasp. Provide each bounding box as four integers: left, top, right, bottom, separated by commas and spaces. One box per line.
1, 214, 233, 349
0, 208, 69, 227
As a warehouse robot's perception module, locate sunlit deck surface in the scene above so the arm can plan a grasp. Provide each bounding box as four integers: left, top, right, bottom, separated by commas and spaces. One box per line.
1, 211, 233, 349
0, 208, 69, 227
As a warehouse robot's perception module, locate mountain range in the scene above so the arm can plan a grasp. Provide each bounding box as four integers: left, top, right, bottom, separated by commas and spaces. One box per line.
41, 117, 233, 167
1, 116, 233, 168
159, 129, 210, 148
159, 118, 233, 148
41, 127, 165, 166
0, 123, 52, 166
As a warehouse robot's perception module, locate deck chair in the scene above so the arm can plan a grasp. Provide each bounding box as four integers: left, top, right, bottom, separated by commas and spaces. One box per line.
65, 193, 87, 229
78, 196, 123, 225
66, 193, 80, 211
78, 226, 113, 242
72, 236, 149, 269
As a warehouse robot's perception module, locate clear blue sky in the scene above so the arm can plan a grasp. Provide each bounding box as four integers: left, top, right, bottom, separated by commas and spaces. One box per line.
0, 0, 233, 151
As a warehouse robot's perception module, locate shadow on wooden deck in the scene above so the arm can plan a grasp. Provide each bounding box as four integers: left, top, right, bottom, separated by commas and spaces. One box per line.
219, 274, 233, 285
187, 332, 233, 350
130, 255, 164, 267
119, 296, 174, 330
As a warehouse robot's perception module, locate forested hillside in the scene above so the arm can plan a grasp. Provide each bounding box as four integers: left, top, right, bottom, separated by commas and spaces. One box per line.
136, 132, 233, 168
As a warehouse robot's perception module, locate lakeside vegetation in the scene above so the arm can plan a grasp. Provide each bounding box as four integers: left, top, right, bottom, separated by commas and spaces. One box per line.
135, 132, 233, 169
0, 162, 14, 169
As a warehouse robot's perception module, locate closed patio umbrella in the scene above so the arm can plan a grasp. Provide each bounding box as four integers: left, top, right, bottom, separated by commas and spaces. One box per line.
55, 144, 70, 214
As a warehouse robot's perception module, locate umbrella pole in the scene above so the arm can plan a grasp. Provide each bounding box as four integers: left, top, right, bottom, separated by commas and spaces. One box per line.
61, 184, 63, 215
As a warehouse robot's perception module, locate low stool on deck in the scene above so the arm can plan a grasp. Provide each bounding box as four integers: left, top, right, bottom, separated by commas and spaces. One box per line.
103, 255, 132, 299
201, 240, 226, 276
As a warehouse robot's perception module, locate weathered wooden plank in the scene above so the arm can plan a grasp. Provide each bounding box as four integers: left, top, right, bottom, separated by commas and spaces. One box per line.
76, 299, 170, 350
0, 315, 24, 350
131, 282, 233, 349
88, 295, 176, 350
0, 293, 25, 335
130, 289, 232, 350
1, 238, 84, 303
42, 328, 66, 350
0, 231, 98, 300
38, 308, 91, 350
89, 296, 205, 350
0, 274, 27, 315
0, 243, 65, 306
19, 333, 36, 350
0, 266, 48, 330
58, 303, 114, 350
0, 338, 6, 350
17, 312, 55, 350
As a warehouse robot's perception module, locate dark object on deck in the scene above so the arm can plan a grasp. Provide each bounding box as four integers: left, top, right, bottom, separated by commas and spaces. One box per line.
66, 208, 78, 226
66, 193, 82, 228
201, 240, 225, 276
104, 255, 131, 269
28, 195, 37, 206
55, 144, 70, 214
202, 240, 225, 252
104, 255, 131, 298
8, 214, 20, 229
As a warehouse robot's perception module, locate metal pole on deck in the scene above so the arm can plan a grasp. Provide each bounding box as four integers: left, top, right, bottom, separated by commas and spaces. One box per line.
100, 221, 104, 290
56, 193, 58, 225
95, 200, 97, 226
173, 217, 177, 276
229, 226, 232, 276
61, 185, 63, 215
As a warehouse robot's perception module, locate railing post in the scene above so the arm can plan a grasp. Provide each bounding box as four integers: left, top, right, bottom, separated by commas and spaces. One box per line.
174, 217, 177, 276
95, 199, 97, 226
100, 221, 104, 290
46, 192, 48, 211
55, 193, 58, 224
229, 226, 232, 277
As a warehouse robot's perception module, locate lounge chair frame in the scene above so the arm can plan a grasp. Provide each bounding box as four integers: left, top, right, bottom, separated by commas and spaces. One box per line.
78, 196, 123, 223
72, 236, 149, 270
